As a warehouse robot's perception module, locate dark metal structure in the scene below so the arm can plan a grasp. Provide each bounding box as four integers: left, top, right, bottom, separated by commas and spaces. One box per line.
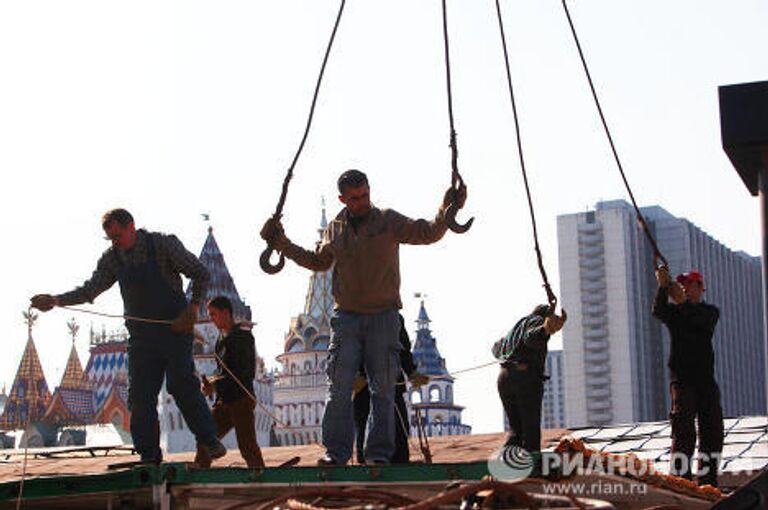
719, 80, 768, 414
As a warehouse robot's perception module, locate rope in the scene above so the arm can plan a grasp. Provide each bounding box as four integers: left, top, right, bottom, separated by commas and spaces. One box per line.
268, 0, 346, 220
432, 360, 499, 378
494, 0, 558, 310
219, 488, 417, 510
58, 303, 501, 380
50, 304, 500, 453
439, 0, 472, 234
440, 0, 460, 187
52, 305, 313, 444
219, 480, 552, 510
414, 407, 432, 464
393, 394, 425, 464
15, 399, 32, 510
276, 359, 498, 384
560, 0, 667, 268
57, 305, 175, 325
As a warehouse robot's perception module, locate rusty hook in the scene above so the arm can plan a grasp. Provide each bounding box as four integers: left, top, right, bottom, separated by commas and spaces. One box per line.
259, 246, 285, 275
259, 216, 287, 274
445, 185, 473, 234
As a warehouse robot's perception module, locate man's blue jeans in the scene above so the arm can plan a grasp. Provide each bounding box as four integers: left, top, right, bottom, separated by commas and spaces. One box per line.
322, 309, 400, 464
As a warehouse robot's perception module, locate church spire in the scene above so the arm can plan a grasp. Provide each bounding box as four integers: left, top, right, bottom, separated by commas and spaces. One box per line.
319, 197, 328, 235
0, 310, 52, 429
59, 319, 90, 390
411, 296, 449, 376
186, 219, 252, 322
302, 202, 334, 333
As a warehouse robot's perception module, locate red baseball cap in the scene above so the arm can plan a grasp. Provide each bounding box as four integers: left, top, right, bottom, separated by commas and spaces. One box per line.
677, 270, 704, 285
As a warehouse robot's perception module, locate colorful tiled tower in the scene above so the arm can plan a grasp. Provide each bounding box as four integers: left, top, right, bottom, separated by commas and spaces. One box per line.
43, 319, 96, 426
409, 298, 471, 437
83, 327, 130, 430
0, 310, 52, 430
273, 204, 333, 446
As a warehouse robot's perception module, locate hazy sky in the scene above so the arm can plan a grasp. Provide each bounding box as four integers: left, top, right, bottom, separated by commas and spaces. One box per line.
1, 1, 766, 434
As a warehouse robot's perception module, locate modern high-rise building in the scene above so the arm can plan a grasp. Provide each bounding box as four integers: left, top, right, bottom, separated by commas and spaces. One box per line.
541, 350, 566, 429
557, 200, 764, 427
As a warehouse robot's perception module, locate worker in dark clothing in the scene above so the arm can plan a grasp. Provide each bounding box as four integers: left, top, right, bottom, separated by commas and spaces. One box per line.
653, 267, 723, 487
493, 305, 566, 459
204, 296, 265, 469
352, 315, 428, 464
30, 208, 225, 466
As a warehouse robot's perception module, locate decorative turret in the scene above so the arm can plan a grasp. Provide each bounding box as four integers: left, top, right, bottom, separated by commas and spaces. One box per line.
273, 202, 333, 446
280, 201, 333, 355
43, 319, 96, 426
59, 319, 92, 391
0, 310, 52, 430
407, 297, 470, 437
412, 298, 450, 378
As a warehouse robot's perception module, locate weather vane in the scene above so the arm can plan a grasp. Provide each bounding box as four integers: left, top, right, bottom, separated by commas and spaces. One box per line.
23, 307, 38, 338
67, 317, 79, 344
201, 212, 212, 232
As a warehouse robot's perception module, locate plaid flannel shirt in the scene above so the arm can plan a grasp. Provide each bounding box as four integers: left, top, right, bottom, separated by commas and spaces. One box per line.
56, 229, 209, 306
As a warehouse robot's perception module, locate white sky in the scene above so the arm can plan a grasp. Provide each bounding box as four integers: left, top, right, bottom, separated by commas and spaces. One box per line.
0, 1, 765, 434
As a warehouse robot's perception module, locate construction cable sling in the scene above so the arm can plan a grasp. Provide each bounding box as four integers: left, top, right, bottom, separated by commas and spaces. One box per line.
260, 0, 347, 275
260, 0, 474, 275
440, 0, 474, 233
561, 0, 668, 269
493, 0, 559, 312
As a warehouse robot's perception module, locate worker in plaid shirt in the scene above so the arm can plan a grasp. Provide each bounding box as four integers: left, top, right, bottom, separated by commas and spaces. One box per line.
31, 208, 226, 467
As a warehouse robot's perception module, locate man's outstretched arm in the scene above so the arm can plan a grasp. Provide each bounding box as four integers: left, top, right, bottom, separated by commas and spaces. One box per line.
32, 253, 119, 311
261, 217, 334, 272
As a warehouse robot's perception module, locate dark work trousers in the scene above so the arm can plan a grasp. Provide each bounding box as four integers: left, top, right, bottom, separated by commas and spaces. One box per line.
354, 380, 410, 464
121, 237, 217, 462
497, 365, 544, 454
669, 381, 724, 486
212, 396, 264, 468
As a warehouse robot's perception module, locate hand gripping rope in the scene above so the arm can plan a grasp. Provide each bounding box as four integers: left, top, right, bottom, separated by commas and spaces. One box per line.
260, 0, 347, 274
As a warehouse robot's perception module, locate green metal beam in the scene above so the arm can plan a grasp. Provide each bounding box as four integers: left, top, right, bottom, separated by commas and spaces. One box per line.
0, 464, 163, 501
0, 461, 492, 502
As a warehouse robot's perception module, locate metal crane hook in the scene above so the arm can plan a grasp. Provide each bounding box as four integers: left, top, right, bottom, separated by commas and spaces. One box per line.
259, 246, 285, 275
445, 169, 473, 234
259, 215, 286, 274
445, 199, 474, 233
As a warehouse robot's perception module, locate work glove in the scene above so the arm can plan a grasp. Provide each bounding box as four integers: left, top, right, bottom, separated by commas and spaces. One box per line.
408, 371, 429, 389
260, 217, 292, 252
171, 305, 197, 334
543, 309, 568, 336
30, 294, 58, 312
669, 281, 686, 304
655, 266, 672, 288
352, 374, 368, 396
201, 376, 215, 398
441, 183, 468, 212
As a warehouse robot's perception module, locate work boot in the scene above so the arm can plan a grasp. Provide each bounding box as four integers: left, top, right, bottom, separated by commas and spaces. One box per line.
317, 454, 344, 466
194, 439, 226, 468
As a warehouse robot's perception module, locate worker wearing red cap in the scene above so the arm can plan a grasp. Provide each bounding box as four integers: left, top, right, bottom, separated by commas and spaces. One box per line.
653, 267, 724, 487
